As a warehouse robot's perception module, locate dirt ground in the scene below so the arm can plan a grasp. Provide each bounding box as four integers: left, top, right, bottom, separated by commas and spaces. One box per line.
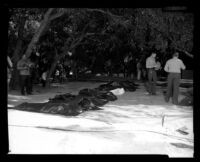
7, 79, 193, 157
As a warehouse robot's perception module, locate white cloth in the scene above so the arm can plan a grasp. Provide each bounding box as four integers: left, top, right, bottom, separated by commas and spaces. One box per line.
55, 70, 59, 76
110, 88, 125, 96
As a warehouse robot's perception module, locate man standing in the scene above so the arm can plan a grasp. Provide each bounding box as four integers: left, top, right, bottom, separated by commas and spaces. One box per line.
7, 56, 13, 91
146, 52, 157, 95
41, 70, 48, 87
27, 58, 34, 93
17, 55, 32, 95
164, 52, 186, 105
136, 59, 142, 81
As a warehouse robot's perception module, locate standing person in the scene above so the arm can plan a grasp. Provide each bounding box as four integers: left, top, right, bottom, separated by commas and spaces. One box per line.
146, 52, 157, 95
17, 55, 32, 95
41, 70, 48, 87
105, 59, 112, 76
7, 56, 13, 91
155, 59, 161, 80
136, 60, 142, 81
54, 69, 60, 82
164, 52, 186, 105
27, 58, 34, 93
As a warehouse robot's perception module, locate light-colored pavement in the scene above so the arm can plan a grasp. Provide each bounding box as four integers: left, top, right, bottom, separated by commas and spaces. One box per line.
7, 81, 193, 157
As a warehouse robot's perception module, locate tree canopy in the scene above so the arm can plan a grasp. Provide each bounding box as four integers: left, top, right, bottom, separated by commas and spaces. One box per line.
8, 8, 194, 81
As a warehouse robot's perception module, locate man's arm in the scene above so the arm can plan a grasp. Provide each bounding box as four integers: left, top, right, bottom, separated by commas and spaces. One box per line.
17, 61, 28, 70
7, 56, 13, 68
164, 61, 169, 72
180, 60, 186, 70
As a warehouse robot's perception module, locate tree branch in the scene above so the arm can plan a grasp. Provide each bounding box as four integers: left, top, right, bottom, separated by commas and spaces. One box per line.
24, 8, 55, 58
69, 23, 91, 50
49, 10, 66, 21
175, 47, 194, 58
86, 8, 123, 20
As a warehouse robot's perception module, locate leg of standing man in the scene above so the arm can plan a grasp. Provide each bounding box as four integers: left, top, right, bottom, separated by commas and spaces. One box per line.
172, 73, 181, 105
20, 75, 26, 95
29, 73, 34, 93
152, 70, 157, 95
147, 69, 153, 94
137, 69, 141, 81
165, 73, 173, 102
26, 75, 32, 94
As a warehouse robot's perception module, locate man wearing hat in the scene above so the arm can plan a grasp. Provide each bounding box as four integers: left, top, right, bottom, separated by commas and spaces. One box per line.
164, 52, 186, 105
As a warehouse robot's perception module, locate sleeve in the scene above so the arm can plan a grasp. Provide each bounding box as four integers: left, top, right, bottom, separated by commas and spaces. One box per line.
180, 60, 186, 70
164, 61, 169, 72
153, 60, 157, 67
7, 56, 13, 68
146, 58, 150, 68
17, 61, 26, 70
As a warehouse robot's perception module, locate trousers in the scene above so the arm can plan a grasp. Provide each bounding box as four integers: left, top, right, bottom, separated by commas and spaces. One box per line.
147, 68, 157, 94
166, 73, 181, 104
20, 75, 31, 94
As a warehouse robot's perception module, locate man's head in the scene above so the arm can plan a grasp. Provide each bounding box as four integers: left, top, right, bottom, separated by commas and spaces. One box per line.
173, 52, 179, 58
151, 53, 157, 58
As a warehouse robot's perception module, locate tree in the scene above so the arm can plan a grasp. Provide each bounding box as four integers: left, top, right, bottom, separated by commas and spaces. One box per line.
9, 8, 47, 89
8, 8, 194, 88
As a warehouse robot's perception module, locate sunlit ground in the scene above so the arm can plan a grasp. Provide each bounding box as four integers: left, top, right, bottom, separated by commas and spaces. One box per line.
7, 81, 193, 157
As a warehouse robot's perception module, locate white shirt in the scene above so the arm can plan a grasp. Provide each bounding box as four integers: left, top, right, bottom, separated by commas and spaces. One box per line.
164, 57, 186, 73
146, 56, 157, 68
42, 72, 47, 80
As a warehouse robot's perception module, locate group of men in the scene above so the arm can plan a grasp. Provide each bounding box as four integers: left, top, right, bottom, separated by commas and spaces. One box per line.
8, 51, 186, 105
7, 54, 34, 95
17, 55, 34, 95
145, 51, 186, 105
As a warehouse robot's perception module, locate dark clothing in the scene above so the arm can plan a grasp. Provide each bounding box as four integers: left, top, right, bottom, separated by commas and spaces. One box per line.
41, 79, 46, 87
29, 67, 35, 92
147, 68, 157, 94
165, 73, 181, 105
20, 75, 31, 95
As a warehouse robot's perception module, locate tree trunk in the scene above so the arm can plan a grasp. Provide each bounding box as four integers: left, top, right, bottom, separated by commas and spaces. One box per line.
10, 17, 26, 90
10, 65, 20, 90
24, 8, 54, 59
10, 40, 25, 90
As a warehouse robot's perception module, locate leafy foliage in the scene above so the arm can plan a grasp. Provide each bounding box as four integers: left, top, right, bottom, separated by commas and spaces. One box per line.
8, 8, 194, 77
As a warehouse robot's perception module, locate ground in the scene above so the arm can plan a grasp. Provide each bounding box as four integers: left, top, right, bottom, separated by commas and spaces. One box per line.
7, 79, 193, 157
